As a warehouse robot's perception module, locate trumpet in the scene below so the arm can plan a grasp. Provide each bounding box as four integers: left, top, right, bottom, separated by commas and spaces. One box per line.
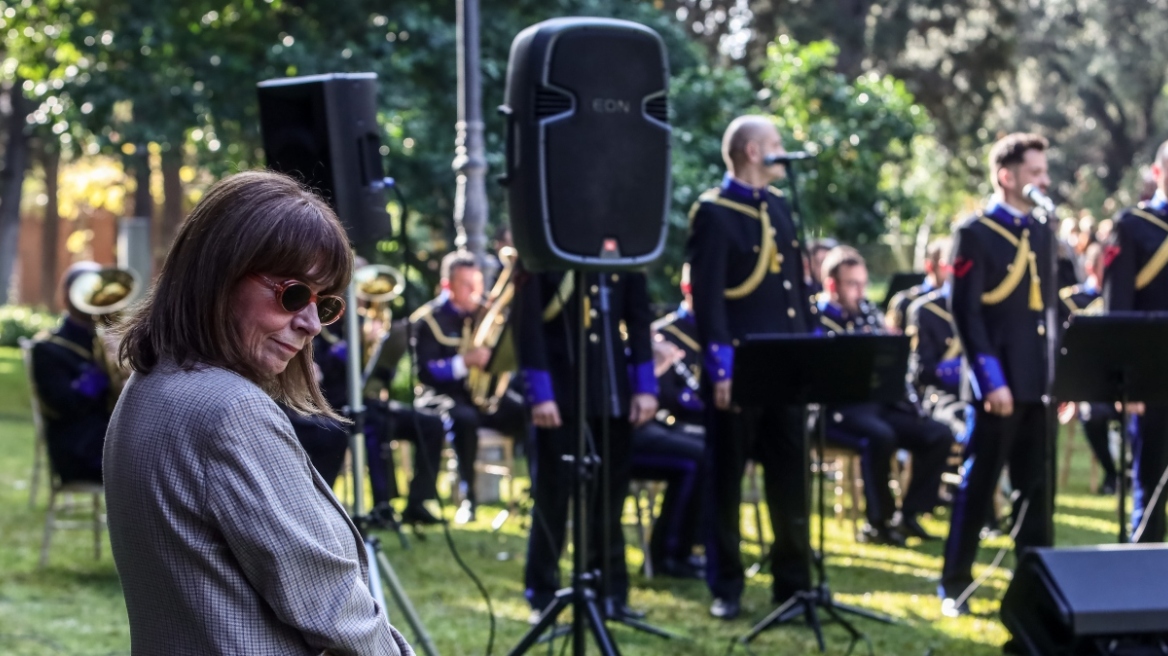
67, 266, 139, 407
465, 247, 518, 413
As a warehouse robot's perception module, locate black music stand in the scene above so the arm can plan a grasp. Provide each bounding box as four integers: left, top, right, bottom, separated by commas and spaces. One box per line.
1054, 313, 1168, 543
733, 333, 909, 652
881, 272, 927, 311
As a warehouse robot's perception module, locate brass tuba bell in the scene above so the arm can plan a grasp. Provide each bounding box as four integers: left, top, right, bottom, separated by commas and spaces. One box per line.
355, 264, 406, 305
67, 267, 140, 317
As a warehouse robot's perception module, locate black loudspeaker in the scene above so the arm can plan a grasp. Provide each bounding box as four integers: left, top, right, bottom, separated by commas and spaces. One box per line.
257, 73, 390, 256
500, 18, 671, 272
1001, 545, 1168, 655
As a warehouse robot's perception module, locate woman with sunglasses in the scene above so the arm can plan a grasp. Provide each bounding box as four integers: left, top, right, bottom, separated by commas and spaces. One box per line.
104, 170, 412, 655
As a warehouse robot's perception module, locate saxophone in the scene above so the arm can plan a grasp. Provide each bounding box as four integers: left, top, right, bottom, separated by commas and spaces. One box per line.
465, 247, 519, 413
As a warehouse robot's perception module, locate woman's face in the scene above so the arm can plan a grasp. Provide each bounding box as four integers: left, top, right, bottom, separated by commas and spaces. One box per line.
232, 273, 324, 378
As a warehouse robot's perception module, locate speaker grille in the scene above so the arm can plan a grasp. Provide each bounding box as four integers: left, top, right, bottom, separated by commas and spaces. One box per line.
645, 96, 668, 122
535, 87, 573, 117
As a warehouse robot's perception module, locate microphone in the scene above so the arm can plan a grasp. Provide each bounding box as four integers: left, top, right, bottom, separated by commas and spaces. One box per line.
764, 151, 815, 166
1023, 184, 1055, 214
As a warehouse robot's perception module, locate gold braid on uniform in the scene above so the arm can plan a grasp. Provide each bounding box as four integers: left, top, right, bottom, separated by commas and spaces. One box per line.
1130, 207, 1168, 291
542, 272, 575, 323
409, 305, 463, 347
976, 216, 1043, 311
688, 188, 778, 301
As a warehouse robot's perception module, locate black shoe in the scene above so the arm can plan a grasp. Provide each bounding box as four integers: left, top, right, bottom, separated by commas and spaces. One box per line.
893, 513, 939, 541
368, 503, 400, 529
401, 504, 442, 526
654, 557, 705, 580
857, 522, 907, 547
709, 597, 740, 620
940, 596, 970, 618
603, 598, 646, 620
1097, 477, 1117, 496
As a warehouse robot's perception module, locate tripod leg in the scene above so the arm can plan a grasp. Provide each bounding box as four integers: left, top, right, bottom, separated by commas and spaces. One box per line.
607, 616, 681, 640
584, 597, 622, 656
830, 601, 896, 625
375, 548, 439, 656
804, 601, 826, 653
508, 596, 570, 656
739, 594, 805, 644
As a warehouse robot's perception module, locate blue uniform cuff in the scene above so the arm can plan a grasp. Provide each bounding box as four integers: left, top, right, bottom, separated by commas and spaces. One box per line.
705, 343, 734, 382
522, 368, 555, 405
972, 354, 1006, 394
936, 357, 961, 389
427, 358, 456, 383
628, 360, 658, 397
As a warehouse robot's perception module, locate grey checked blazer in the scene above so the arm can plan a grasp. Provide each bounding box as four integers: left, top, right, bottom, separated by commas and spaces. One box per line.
104, 361, 413, 656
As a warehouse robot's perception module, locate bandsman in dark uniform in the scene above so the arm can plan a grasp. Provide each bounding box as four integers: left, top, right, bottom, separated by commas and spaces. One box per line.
30, 262, 117, 484
687, 115, 813, 620
886, 237, 952, 334
411, 251, 526, 523
1060, 243, 1118, 495
1105, 139, 1168, 540
814, 247, 952, 545
630, 272, 706, 579
313, 322, 446, 526
940, 133, 1055, 617
515, 265, 657, 621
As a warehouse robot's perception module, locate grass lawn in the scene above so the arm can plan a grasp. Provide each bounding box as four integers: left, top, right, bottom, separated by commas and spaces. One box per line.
0, 344, 1121, 655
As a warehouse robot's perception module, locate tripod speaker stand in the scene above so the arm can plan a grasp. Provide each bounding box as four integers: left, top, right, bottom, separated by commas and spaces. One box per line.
733, 334, 908, 651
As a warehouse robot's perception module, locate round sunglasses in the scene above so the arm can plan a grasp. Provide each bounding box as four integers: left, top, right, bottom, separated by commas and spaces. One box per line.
250, 274, 346, 325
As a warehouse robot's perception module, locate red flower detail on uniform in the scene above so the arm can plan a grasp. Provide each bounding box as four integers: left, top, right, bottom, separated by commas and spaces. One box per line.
1104, 245, 1122, 270
953, 257, 974, 278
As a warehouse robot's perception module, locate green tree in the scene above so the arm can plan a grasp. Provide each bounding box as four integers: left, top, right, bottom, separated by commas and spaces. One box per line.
760, 36, 934, 244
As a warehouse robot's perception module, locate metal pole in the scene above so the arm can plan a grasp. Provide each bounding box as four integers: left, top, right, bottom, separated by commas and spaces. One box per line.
453, 0, 489, 265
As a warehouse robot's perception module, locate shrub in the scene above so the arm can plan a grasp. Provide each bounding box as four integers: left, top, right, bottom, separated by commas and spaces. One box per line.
0, 306, 59, 347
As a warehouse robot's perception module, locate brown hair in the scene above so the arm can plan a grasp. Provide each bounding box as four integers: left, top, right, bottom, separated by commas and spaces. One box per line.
820, 245, 865, 283
117, 170, 353, 418
988, 132, 1048, 191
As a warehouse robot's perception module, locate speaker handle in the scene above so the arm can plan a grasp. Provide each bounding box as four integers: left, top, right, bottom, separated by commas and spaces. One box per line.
497, 104, 514, 187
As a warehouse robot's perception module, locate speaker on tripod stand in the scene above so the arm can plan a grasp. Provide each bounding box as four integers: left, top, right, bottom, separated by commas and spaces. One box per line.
500, 17, 675, 656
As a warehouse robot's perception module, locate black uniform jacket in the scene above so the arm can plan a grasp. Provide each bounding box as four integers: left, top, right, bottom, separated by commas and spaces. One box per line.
1105, 200, 1168, 312
411, 296, 478, 405
686, 175, 811, 383
906, 287, 962, 395
30, 317, 111, 481
950, 202, 1054, 402
651, 306, 704, 426
514, 266, 655, 419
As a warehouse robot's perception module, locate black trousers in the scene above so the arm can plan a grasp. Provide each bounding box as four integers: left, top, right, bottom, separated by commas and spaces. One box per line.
826, 402, 953, 526
524, 416, 632, 610
1132, 407, 1168, 542
1080, 402, 1118, 485
435, 391, 526, 503
630, 421, 705, 567
941, 402, 1053, 597
704, 404, 811, 602
365, 401, 445, 507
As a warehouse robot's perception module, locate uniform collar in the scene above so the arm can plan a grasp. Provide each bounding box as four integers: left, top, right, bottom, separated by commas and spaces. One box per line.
1149, 190, 1168, 214
1083, 277, 1100, 296
59, 314, 96, 347
816, 297, 852, 323
986, 196, 1031, 228
439, 295, 474, 318
721, 172, 765, 203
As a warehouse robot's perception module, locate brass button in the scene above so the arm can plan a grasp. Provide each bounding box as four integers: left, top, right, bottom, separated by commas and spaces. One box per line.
753, 246, 760, 253
788, 308, 796, 318
783, 280, 792, 290
732, 339, 740, 347
589, 333, 599, 343
792, 240, 800, 248
590, 285, 599, 294
611, 274, 619, 282
1038, 325, 1046, 336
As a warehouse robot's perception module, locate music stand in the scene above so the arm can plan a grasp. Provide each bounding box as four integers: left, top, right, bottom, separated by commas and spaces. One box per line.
881, 272, 927, 312
1053, 313, 1168, 543
733, 333, 909, 651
